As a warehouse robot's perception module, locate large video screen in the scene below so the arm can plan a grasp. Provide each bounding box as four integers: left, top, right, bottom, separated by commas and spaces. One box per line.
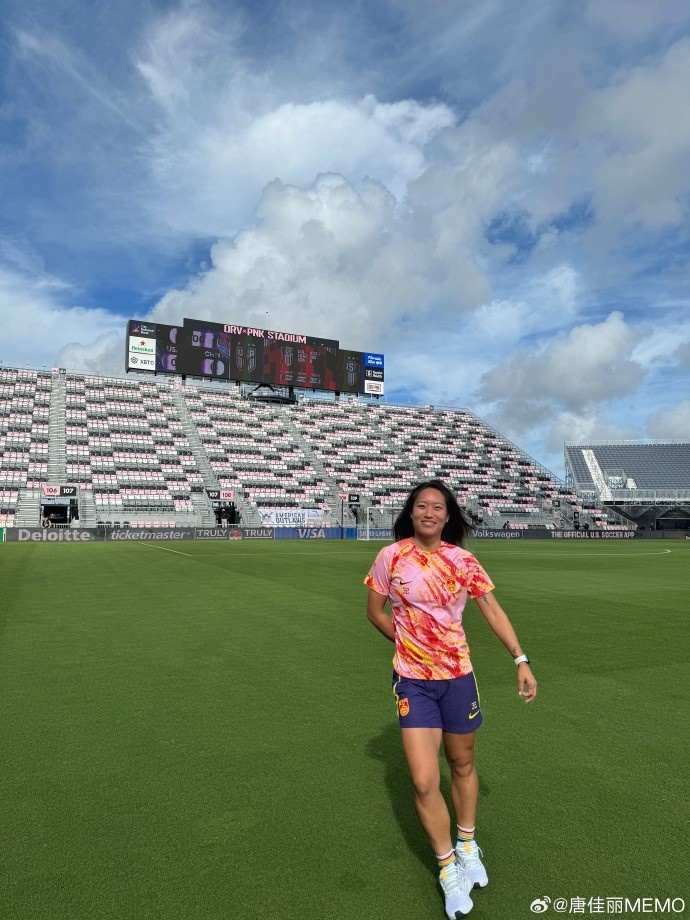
125, 319, 384, 396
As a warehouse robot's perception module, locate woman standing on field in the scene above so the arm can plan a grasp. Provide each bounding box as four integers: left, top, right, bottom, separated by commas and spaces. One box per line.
365, 479, 537, 920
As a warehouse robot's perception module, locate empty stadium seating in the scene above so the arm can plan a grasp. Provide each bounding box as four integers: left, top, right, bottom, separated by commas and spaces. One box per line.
3, 364, 680, 530
566, 444, 690, 492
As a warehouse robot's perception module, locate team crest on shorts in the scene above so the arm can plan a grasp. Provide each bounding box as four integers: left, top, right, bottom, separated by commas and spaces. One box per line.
398, 698, 410, 717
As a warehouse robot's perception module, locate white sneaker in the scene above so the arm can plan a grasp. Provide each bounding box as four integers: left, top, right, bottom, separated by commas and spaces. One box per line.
439, 860, 473, 918
455, 840, 488, 889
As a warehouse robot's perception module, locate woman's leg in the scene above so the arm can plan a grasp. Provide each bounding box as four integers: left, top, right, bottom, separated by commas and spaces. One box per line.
443, 730, 488, 889
442, 730, 478, 830
401, 727, 453, 855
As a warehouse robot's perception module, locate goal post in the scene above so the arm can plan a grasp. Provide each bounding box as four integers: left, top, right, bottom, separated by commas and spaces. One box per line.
357, 505, 400, 540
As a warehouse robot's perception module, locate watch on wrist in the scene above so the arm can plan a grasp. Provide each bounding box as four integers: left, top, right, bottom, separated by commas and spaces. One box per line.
514, 654, 530, 666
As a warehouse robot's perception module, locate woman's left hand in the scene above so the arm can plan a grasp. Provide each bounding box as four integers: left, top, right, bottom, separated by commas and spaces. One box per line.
517, 663, 537, 703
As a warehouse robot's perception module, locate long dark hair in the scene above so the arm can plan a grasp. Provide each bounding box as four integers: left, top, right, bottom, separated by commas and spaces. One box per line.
394, 479, 472, 547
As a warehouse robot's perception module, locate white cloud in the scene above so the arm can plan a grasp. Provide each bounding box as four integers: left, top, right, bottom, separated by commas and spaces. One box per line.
142, 94, 455, 237
149, 168, 498, 348
478, 311, 645, 412
55, 332, 125, 376
673, 340, 690, 368
2, 0, 690, 475
467, 264, 582, 349
633, 326, 690, 368
151, 174, 396, 345
582, 36, 690, 229
545, 410, 639, 453
0, 267, 122, 372
134, 3, 456, 236
646, 401, 690, 440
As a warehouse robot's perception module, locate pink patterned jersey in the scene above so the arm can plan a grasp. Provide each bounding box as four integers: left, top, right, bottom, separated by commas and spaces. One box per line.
364, 537, 495, 679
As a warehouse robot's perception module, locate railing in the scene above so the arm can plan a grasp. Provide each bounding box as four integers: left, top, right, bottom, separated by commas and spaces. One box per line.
606, 489, 690, 503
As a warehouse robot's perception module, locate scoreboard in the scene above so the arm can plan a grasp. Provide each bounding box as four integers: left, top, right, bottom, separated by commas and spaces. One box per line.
125, 319, 384, 396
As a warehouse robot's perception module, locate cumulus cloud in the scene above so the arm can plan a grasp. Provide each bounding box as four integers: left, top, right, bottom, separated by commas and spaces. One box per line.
134, 4, 456, 235
646, 401, 690, 440
143, 92, 456, 237
465, 264, 582, 349
55, 332, 125, 376
149, 169, 496, 348
2, 0, 690, 473
478, 311, 645, 412
0, 267, 122, 371
583, 36, 690, 229
544, 410, 639, 453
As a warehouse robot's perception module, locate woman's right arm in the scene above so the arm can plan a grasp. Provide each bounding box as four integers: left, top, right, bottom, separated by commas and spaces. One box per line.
366, 588, 395, 642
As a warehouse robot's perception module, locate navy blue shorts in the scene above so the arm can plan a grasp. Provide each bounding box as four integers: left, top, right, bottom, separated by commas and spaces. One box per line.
392, 670, 483, 734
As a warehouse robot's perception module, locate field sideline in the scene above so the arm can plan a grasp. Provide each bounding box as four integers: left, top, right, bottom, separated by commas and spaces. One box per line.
1, 540, 688, 920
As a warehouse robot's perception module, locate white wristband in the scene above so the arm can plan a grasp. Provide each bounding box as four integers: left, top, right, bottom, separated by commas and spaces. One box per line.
514, 654, 529, 665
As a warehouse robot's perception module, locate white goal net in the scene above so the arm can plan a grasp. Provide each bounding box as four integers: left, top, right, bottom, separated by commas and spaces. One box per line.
356, 506, 401, 540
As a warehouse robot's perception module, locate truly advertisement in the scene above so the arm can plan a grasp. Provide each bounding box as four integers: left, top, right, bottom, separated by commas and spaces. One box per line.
241, 527, 274, 539
195, 528, 244, 540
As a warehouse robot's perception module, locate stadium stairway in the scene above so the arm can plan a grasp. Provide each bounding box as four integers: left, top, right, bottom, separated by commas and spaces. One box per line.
78, 490, 97, 528
280, 407, 347, 522
15, 488, 41, 527
170, 389, 220, 490
189, 490, 217, 526
47, 370, 67, 482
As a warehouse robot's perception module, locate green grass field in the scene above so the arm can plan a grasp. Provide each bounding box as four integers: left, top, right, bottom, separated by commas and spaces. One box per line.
1, 539, 688, 920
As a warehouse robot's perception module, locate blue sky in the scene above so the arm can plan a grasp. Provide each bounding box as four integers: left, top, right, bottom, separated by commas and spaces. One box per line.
1, 0, 689, 475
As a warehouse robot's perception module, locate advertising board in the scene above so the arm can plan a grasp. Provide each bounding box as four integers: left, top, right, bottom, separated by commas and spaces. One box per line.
125, 318, 384, 396
5, 528, 97, 542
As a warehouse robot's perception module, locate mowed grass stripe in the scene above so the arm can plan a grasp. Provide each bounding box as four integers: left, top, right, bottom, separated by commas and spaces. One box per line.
0, 540, 687, 920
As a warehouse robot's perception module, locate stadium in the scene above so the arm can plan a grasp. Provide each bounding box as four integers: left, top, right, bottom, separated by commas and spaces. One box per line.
4, 4, 690, 917
2, 314, 689, 540
1, 328, 688, 920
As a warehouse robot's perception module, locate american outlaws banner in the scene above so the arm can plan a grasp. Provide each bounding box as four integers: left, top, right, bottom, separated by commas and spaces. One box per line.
257, 508, 325, 527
